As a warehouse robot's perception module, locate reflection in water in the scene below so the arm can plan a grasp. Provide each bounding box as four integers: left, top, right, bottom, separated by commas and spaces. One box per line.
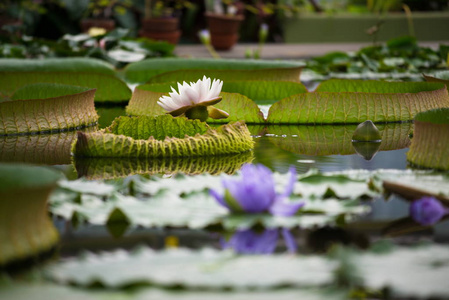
221, 229, 296, 254
265, 122, 411, 157
253, 123, 412, 174
74, 151, 254, 179
0, 127, 97, 165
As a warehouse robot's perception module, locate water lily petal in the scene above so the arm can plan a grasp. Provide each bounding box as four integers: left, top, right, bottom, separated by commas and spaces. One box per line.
269, 197, 304, 217
281, 228, 297, 253
280, 166, 297, 198
410, 196, 447, 226
208, 106, 229, 119
223, 229, 278, 254
210, 189, 228, 209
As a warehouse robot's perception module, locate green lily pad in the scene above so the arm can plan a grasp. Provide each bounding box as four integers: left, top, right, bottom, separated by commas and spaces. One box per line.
46, 247, 335, 289
148, 68, 302, 84
0, 83, 98, 135
424, 71, 449, 91
74, 152, 254, 180
407, 108, 449, 171
267, 80, 449, 124
0, 58, 116, 75
265, 123, 411, 156
0, 72, 131, 103
126, 81, 308, 124
0, 163, 61, 265
124, 58, 304, 83
72, 115, 254, 158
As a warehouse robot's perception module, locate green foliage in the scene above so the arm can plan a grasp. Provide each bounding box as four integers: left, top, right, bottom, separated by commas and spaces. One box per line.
11, 83, 91, 101
306, 36, 448, 76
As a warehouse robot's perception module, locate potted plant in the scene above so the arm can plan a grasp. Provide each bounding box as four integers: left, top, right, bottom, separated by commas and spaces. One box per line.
80, 0, 132, 33
204, 0, 244, 50
139, 0, 182, 45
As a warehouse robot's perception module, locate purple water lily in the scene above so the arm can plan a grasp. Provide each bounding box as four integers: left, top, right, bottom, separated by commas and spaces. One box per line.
210, 164, 304, 216
222, 228, 297, 254
410, 196, 449, 226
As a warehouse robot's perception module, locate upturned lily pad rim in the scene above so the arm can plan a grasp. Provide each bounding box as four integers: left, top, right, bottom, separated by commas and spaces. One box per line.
10, 83, 93, 101
414, 108, 449, 124
11, 86, 96, 102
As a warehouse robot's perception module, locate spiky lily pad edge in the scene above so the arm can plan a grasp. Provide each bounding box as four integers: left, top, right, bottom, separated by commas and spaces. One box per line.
72, 121, 254, 158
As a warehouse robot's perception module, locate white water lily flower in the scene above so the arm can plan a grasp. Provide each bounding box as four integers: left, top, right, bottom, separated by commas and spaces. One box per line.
158, 76, 229, 122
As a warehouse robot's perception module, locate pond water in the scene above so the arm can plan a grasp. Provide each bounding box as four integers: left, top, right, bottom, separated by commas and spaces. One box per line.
2, 86, 449, 299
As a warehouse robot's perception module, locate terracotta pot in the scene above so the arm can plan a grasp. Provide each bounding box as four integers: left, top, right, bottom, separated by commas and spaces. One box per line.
205, 12, 244, 50
139, 17, 181, 45
139, 29, 181, 44
80, 18, 116, 32
141, 18, 179, 32
210, 33, 239, 51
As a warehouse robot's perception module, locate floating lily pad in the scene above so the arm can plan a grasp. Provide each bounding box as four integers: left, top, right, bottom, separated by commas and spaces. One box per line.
74, 152, 254, 180
46, 247, 336, 289
148, 68, 302, 84
424, 71, 449, 91
355, 245, 449, 298
0, 57, 116, 75
49, 171, 370, 230
72, 115, 254, 158
0, 83, 98, 135
267, 80, 449, 124
265, 123, 411, 156
407, 108, 449, 171
126, 81, 307, 124
124, 58, 304, 83
0, 58, 130, 102
0, 283, 347, 300
0, 163, 62, 265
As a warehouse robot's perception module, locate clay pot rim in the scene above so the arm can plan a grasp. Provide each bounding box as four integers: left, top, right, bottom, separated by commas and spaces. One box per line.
205, 12, 244, 21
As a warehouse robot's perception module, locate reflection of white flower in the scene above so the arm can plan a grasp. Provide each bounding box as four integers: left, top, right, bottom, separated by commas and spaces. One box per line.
158, 76, 229, 122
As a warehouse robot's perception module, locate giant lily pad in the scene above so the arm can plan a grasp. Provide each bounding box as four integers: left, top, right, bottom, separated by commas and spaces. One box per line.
0, 57, 116, 75
74, 152, 254, 180
267, 80, 449, 124
407, 108, 449, 170
0, 58, 131, 102
124, 58, 303, 83
424, 71, 449, 91
72, 115, 254, 158
265, 122, 411, 157
0, 83, 98, 135
0, 163, 61, 265
126, 81, 308, 124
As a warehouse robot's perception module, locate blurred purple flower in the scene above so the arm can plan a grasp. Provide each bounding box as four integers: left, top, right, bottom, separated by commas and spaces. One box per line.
210, 164, 304, 216
410, 196, 448, 226
222, 228, 297, 254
